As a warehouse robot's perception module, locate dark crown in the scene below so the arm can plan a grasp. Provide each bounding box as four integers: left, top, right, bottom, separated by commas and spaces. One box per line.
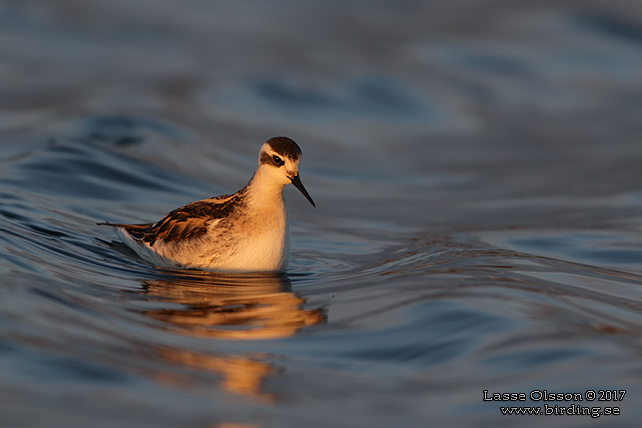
266, 136, 302, 161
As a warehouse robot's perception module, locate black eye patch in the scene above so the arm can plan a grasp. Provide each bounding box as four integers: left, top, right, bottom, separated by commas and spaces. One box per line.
272, 155, 285, 166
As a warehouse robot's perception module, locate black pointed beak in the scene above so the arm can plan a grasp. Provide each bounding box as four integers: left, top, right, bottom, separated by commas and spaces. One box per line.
289, 174, 316, 207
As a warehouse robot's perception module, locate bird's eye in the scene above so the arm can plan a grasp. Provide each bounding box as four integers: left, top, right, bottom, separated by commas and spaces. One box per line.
272, 155, 284, 166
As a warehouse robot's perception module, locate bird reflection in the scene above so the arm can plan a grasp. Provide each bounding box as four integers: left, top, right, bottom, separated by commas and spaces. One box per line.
137, 270, 324, 400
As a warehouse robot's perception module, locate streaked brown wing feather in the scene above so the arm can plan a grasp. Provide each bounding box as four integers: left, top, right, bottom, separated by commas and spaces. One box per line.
98, 193, 244, 245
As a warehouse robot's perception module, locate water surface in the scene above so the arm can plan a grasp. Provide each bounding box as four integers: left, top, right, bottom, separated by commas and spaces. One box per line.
1, 1, 642, 427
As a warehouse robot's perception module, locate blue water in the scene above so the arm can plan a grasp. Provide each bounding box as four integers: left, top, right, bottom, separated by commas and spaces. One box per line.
1, 1, 642, 427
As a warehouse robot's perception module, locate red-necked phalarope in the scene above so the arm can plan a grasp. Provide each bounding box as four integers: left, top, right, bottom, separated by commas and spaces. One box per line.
99, 136, 315, 272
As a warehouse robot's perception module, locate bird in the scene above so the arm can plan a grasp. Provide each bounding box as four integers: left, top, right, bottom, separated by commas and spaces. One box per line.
99, 136, 315, 273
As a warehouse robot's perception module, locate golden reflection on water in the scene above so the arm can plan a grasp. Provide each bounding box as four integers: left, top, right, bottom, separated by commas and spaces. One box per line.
138, 271, 324, 401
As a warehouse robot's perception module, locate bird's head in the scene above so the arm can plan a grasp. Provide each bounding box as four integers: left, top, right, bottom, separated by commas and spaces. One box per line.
257, 136, 315, 207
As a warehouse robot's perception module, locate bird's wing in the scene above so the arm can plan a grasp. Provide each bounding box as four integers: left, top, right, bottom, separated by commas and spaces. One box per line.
98, 195, 241, 245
